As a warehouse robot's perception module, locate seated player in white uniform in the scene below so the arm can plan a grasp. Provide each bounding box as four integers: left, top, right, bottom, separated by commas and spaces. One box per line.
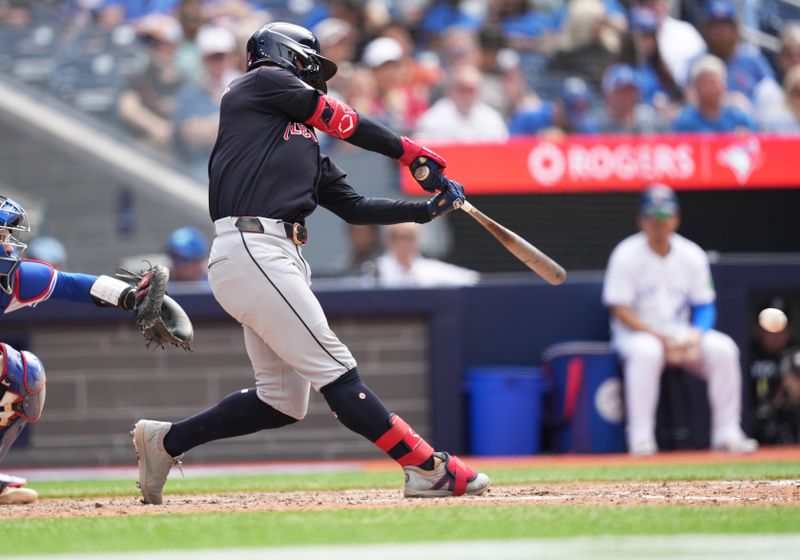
602, 184, 757, 456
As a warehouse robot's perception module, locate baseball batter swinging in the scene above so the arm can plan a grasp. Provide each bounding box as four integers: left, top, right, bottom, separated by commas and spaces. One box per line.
131, 22, 490, 503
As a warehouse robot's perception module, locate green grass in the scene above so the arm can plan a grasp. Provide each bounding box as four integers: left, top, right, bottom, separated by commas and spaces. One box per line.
32, 460, 800, 499
5, 460, 799, 556
4, 506, 800, 555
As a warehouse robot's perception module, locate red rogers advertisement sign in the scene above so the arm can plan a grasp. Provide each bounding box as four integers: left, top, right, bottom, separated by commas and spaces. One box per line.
399, 134, 800, 194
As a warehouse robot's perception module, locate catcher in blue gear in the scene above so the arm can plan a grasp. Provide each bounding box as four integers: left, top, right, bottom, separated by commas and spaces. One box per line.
0, 196, 192, 504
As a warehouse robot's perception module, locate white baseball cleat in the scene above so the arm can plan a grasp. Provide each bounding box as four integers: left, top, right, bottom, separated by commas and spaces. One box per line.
403, 452, 490, 498
0, 485, 38, 505
628, 438, 658, 457
131, 419, 183, 505
712, 427, 759, 454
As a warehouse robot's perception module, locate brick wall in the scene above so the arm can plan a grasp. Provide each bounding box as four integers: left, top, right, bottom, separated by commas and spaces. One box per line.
4, 317, 430, 467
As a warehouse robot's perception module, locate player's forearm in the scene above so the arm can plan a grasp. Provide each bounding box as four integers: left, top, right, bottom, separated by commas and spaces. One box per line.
323, 194, 430, 224
50, 272, 135, 309
304, 95, 431, 165
49, 272, 97, 304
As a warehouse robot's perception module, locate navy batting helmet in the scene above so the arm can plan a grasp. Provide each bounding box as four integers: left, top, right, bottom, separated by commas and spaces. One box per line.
246, 22, 337, 93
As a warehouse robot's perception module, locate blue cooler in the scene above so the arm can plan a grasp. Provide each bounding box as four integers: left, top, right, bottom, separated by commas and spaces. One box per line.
465, 367, 543, 456
542, 342, 625, 453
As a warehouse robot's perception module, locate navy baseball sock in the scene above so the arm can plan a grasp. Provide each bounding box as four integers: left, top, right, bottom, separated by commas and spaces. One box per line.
163, 388, 297, 456
321, 369, 435, 470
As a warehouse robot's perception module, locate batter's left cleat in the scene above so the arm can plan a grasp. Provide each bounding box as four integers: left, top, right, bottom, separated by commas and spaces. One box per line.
403, 452, 490, 498
131, 419, 183, 505
0, 483, 37, 505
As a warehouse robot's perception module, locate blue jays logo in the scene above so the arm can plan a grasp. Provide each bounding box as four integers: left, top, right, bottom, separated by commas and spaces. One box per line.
717, 137, 763, 185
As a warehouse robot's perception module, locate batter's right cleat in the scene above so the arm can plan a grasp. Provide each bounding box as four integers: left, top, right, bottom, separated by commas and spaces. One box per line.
131, 419, 183, 505
403, 452, 490, 498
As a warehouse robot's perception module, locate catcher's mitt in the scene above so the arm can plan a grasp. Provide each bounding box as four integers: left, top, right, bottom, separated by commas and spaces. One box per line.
117, 264, 194, 350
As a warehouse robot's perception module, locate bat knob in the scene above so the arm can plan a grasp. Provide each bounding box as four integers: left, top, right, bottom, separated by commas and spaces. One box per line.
414, 165, 430, 181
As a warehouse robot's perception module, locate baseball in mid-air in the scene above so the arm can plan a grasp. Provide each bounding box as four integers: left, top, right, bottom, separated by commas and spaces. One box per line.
758, 307, 788, 333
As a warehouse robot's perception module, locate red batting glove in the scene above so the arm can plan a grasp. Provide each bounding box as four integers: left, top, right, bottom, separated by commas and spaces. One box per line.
397, 136, 447, 168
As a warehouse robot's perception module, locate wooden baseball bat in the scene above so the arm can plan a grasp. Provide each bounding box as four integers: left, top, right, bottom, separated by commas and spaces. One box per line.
459, 200, 566, 285
414, 161, 566, 285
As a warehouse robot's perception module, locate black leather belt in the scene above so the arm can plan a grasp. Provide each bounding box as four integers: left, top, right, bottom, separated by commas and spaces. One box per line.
234, 217, 308, 245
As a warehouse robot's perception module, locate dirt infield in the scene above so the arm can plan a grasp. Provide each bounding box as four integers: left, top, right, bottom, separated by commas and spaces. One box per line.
11, 479, 800, 519
10, 447, 800, 519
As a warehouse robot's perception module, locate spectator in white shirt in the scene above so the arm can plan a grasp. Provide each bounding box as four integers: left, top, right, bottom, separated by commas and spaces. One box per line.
640, 0, 706, 86
375, 223, 479, 288
413, 65, 509, 143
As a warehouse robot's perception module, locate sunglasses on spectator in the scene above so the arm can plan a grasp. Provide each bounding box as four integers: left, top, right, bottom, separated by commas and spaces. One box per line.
141, 35, 170, 48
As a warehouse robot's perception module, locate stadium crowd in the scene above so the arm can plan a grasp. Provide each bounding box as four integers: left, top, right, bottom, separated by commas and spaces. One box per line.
1, 0, 799, 174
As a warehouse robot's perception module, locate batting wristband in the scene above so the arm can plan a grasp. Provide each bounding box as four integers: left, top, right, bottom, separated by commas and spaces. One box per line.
397, 136, 447, 168
373, 414, 435, 467
306, 94, 359, 139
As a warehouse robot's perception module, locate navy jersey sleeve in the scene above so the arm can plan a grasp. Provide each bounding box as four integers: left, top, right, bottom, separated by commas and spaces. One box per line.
317, 156, 431, 224
253, 67, 319, 122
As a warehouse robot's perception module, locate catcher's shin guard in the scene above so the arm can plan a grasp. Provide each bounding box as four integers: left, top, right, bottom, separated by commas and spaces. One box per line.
0, 345, 45, 462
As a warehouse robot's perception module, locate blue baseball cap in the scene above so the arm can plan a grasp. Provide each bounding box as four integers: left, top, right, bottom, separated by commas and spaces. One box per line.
167, 227, 209, 261
562, 76, 591, 106
630, 7, 659, 33
27, 236, 66, 266
602, 64, 639, 95
640, 184, 679, 218
704, 0, 737, 22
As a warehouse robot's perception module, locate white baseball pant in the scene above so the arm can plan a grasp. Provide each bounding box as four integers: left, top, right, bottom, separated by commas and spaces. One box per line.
613, 329, 743, 449
208, 217, 357, 420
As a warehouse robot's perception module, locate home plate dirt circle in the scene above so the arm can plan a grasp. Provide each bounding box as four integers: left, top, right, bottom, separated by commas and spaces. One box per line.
11, 479, 800, 519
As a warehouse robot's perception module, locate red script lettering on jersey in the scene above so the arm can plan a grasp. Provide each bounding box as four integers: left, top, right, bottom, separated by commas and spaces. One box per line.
305, 94, 359, 139
283, 122, 318, 143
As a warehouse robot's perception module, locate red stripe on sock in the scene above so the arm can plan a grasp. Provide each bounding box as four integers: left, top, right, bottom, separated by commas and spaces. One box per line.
373, 414, 434, 467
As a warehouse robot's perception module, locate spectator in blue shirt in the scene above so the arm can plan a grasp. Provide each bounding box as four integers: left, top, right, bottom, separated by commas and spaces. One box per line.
486, 0, 555, 53
695, 0, 780, 110
509, 76, 599, 135
101, 0, 178, 22
420, 0, 481, 48
594, 64, 664, 134
672, 55, 758, 133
